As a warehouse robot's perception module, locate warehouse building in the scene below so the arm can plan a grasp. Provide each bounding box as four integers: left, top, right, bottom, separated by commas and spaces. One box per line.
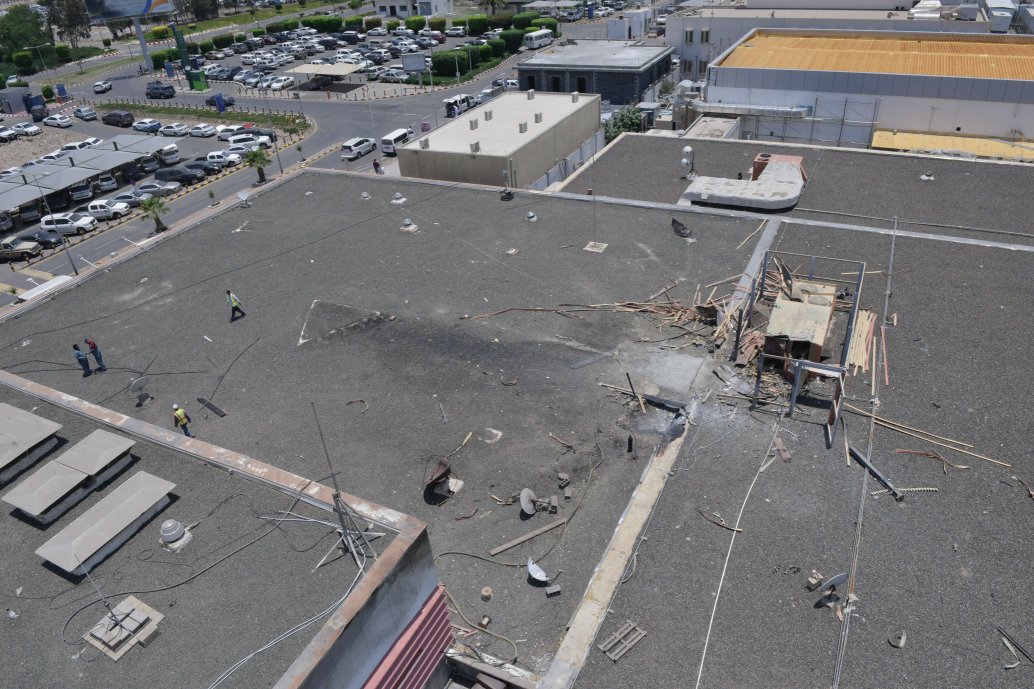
666, 7, 989, 83
517, 40, 674, 105
696, 29, 1034, 148
397, 91, 601, 189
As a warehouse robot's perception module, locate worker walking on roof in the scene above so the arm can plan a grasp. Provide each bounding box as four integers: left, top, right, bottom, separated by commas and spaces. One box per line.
226, 290, 246, 322
172, 404, 193, 438
372, 158, 382, 175
72, 344, 91, 377
83, 338, 107, 372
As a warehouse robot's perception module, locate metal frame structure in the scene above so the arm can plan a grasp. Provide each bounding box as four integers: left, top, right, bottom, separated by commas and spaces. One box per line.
744, 250, 864, 419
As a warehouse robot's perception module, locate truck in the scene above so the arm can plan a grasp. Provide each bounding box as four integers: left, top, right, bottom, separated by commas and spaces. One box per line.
0, 236, 43, 261
77, 200, 132, 220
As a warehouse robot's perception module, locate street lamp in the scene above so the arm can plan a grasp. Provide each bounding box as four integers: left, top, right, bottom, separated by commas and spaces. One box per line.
24, 172, 78, 275
24, 43, 50, 71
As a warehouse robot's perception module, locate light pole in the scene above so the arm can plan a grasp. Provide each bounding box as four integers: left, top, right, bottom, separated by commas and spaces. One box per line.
24, 43, 50, 71
25, 172, 78, 275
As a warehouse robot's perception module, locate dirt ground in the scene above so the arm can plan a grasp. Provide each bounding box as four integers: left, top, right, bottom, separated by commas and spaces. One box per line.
0, 124, 85, 171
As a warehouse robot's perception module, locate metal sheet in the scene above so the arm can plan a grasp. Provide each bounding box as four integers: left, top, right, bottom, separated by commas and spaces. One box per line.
55, 429, 135, 476
1, 461, 87, 515
0, 403, 62, 470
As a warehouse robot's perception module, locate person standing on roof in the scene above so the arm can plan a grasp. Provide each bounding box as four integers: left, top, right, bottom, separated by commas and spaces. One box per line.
226, 290, 246, 322
73, 344, 91, 377
83, 338, 107, 372
172, 404, 193, 437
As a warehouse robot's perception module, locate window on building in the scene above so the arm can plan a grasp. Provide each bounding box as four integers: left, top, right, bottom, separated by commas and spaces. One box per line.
701, 30, 710, 44
576, 76, 587, 92
550, 76, 562, 92
685, 30, 694, 44
527, 75, 536, 90
698, 59, 708, 76
379, 5, 387, 11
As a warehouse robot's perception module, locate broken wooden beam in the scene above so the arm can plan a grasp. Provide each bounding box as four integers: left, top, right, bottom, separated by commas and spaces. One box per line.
489, 518, 568, 556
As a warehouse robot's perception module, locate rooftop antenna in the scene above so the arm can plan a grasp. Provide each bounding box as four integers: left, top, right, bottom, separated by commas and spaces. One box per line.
311, 402, 376, 566
73, 550, 138, 645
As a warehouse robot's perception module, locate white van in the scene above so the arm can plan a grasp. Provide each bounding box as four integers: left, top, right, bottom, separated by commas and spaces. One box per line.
523, 29, 554, 49
156, 143, 180, 165
380, 128, 413, 155
443, 94, 477, 117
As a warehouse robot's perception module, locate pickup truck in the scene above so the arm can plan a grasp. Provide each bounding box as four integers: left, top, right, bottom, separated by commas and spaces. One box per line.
0, 236, 43, 261
75, 200, 132, 220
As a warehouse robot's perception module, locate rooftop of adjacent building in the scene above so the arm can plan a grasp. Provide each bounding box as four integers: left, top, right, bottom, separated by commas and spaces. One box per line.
672, 7, 982, 20
399, 91, 600, 157
519, 39, 674, 70
716, 29, 1034, 79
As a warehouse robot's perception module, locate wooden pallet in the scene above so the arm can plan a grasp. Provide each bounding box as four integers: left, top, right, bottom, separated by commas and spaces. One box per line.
598, 620, 646, 661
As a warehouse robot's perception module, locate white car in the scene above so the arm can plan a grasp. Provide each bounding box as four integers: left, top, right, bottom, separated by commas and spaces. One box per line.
12, 123, 41, 136
340, 137, 376, 160
37, 150, 69, 162
217, 124, 249, 140
137, 181, 182, 197
61, 141, 92, 151
257, 75, 277, 89
43, 114, 72, 128
41, 212, 98, 236
159, 122, 188, 137
82, 200, 131, 220
227, 133, 271, 149
189, 124, 217, 137
206, 151, 241, 166
0, 167, 21, 177
269, 76, 295, 91
366, 66, 388, 80
445, 26, 467, 37
240, 53, 258, 65
380, 69, 407, 83
367, 27, 388, 36
224, 143, 259, 157
93, 80, 112, 93
132, 118, 161, 132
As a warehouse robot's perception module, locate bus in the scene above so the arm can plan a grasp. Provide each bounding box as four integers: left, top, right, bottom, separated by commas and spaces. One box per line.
523, 29, 555, 50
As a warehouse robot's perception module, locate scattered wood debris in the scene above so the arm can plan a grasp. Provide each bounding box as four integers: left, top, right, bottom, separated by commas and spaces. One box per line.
696, 508, 743, 533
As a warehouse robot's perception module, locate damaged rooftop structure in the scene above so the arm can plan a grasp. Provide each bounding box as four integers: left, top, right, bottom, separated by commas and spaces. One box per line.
0, 133, 1032, 689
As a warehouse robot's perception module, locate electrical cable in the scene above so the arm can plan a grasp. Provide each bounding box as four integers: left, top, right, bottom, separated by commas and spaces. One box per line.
442, 587, 519, 666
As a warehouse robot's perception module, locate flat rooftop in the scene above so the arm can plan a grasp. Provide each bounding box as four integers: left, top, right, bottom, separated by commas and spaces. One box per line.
718, 30, 1034, 79
520, 40, 673, 70
677, 7, 968, 20
401, 92, 600, 157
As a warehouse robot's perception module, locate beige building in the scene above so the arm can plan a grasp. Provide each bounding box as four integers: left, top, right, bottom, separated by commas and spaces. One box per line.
397, 91, 601, 188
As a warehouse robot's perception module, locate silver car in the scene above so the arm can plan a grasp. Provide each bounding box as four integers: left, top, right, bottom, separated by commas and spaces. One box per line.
136, 181, 181, 197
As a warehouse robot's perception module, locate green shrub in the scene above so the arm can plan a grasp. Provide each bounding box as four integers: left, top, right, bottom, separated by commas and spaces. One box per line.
41, 84, 55, 100
363, 15, 381, 28
460, 44, 480, 67
12, 52, 33, 72
186, 41, 200, 54
405, 15, 425, 31
55, 45, 71, 62
487, 13, 513, 29
102, 38, 112, 47
467, 14, 488, 35
199, 39, 215, 52
345, 15, 364, 28
431, 50, 466, 78
428, 17, 446, 31
487, 38, 505, 57
252, 28, 266, 36
212, 34, 234, 49
530, 17, 559, 36
188, 23, 197, 30
233, 32, 246, 42
302, 15, 342, 31
477, 43, 493, 62
150, 47, 178, 69
150, 25, 171, 40
499, 29, 524, 53
386, 19, 400, 31
512, 12, 538, 29
452, 17, 466, 27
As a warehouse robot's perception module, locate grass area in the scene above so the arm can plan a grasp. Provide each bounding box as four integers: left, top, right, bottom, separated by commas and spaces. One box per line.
91, 101, 311, 130
411, 55, 508, 87
51, 55, 138, 86
0, 46, 108, 82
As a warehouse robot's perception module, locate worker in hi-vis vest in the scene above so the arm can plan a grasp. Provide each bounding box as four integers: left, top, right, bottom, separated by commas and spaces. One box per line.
227, 290, 246, 322
172, 404, 192, 438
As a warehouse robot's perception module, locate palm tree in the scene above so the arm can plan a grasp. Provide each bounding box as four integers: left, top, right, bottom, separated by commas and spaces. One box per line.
140, 196, 169, 234
244, 147, 272, 184
478, 0, 504, 14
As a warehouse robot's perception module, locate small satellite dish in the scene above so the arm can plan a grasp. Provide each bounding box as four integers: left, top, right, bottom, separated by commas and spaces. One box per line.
682, 145, 693, 156
130, 376, 153, 406
360, 192, 371, 201
527, 558, 549, 583
526, 211, 537, 222
237, 190, 251, 207
519, 488, 539, 515
391, 192, 406, 205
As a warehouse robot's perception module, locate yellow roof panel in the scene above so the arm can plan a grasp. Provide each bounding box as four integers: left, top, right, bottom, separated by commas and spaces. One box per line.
871, 130, 1034, 162
720, 33, 1034, 80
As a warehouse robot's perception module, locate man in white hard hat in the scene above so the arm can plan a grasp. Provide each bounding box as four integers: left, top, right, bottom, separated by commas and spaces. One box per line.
172, 404, 193, 438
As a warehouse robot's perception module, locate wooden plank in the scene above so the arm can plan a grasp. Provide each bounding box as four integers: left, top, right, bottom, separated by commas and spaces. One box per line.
489, 518, 568, 556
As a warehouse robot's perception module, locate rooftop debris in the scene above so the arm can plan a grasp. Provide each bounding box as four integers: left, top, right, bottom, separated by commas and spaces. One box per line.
598, 620, 647, 662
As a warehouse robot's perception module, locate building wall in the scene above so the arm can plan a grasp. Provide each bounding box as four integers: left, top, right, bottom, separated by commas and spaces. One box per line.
666, 15, 990, 82
517, 56, 672, 104
745, 0, 913, 9
607, 10, 652, 39
397, 95, 601, 187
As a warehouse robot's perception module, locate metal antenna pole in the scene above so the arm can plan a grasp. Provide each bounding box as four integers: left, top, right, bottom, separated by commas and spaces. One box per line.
74, 552, 136, 641
310, 402, 376, 565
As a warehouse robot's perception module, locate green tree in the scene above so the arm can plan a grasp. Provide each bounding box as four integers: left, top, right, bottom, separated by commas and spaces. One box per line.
0, 6, 48, 62
40, 0, 92, 49
140, 196, 169, 233
604, 105, 643, 143
190, 0, 219, 20
530, 17, 559, 36
477, 0, 503, 14
467, 14, 488, 34
244, 147, 271, 184
512, 11, 537, 29
386, 19, 400, 31
41, 83, 55, 99
55, 44, 71, 61
404, 15, 425, 31
363, 15, 381, 29
499, 29, 523, 53
106, 17, 130, 38
347, 0, 362, 11
427, 16, 446, 31
12, 51, 34, 73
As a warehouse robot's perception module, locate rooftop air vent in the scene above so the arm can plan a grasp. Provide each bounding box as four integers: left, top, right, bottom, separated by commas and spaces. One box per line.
534, 112, 543, 123
571, 92, 579, 103
470, 141, 481, 153
519, 122, 528, 133
484, 110, 493, 121
527, 89, 535, 100
469, 118, 479, 130
419, 138, 429, 149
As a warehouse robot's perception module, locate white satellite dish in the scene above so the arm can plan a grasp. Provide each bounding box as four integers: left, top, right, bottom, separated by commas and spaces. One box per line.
237, 190, 251, 207
360, 192, 371, 201
130, 376, 152, 406
527, 558, 549, 583
519, 488, 539, 515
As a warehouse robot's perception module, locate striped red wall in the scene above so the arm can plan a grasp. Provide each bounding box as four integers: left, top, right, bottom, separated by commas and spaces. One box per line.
362, 585, 453, 689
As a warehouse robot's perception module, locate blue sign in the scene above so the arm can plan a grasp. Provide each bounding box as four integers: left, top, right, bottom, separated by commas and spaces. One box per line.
213, 93, 226, 113
56, 83, 68, 99
164, 62, 175, 79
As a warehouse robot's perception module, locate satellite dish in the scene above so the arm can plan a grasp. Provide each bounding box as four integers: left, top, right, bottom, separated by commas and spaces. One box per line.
682, 145, 693, 156
527, 558, 549, 583
130, 376, 153, 406
360, 192, 371, 201
237, 190, 251, 207
519, 488, 538, 515
526, 211, 537, 222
